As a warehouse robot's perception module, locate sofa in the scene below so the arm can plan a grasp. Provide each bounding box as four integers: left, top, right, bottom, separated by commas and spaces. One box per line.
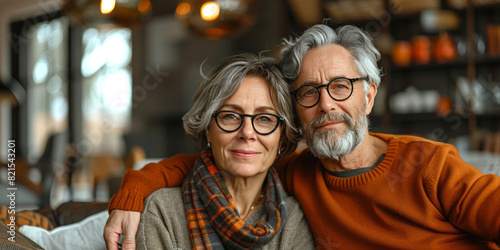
1, 201, 109, 249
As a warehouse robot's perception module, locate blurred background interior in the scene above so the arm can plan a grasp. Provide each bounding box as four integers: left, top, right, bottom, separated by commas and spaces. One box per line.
0, 0, 499, 210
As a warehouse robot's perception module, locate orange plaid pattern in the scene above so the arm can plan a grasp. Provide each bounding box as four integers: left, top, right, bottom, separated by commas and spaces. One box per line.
182, 151, 286, 249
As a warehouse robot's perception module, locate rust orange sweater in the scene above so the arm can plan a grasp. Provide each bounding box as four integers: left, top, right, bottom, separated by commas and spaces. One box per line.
109, 133, 500, 248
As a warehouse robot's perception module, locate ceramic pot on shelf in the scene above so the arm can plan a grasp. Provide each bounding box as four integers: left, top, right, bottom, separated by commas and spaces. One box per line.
412, 36, 432, 64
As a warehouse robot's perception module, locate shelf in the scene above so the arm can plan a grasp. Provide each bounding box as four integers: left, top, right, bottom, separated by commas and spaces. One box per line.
370, 113, 441, 123
389, 2, 500, 17
373, 2, 500, 138
391, 55, 500, 72
370, 112, 500, 123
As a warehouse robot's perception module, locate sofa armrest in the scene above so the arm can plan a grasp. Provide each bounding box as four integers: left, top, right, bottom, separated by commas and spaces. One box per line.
36, 201, 108, 227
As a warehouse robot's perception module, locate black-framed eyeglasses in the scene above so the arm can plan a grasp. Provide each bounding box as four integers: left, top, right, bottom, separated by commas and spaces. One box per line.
212, 111, 284, 135
291, 77, 367, 108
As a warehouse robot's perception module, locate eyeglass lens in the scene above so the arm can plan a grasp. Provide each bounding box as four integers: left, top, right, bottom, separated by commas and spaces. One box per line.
214, 111, 280, 134
295, 78, 353, 107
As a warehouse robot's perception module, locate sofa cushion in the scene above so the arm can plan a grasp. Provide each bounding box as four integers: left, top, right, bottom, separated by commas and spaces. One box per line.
19, 211, 108, 250
0, 206, 54, 231
53, 201, 108, 227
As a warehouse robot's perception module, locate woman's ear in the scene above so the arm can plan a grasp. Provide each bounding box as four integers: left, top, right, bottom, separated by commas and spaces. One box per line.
277, 138, 285, 156
205, 130, 211, 144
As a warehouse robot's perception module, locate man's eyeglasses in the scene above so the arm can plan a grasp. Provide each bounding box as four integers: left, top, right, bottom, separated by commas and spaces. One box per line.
212, 111, 283, 135
291, 77, 367, 108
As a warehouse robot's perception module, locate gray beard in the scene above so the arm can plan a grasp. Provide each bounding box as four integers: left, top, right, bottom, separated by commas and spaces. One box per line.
303, 111, 368, 161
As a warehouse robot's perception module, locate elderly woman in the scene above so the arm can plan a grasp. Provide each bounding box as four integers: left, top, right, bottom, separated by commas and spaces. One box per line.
106, 53, 314, 249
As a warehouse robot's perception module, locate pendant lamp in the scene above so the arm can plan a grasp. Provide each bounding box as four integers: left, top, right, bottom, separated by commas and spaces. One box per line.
62, 0, 152, 28
175, 0, 257, 39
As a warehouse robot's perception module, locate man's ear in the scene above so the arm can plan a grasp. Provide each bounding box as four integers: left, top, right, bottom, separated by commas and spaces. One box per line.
365, 82, 377, 116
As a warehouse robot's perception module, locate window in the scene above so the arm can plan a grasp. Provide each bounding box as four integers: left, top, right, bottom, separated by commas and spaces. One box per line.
11, 13, 132, 163
81, 27, 132, 155
27, 17, 69, 162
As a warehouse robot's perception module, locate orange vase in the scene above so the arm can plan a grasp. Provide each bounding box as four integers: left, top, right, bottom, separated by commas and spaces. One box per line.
433, 34, 457, 63
437, 96, 453, 116
412, 36, 432, 64
392, 41, 412, 66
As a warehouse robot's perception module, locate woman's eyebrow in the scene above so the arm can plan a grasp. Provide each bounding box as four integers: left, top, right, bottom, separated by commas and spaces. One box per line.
255, 106, 277, 113
220, 104, 277, 113
219, 104, 242, 111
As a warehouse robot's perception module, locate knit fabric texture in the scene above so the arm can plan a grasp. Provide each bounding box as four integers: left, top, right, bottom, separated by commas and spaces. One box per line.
278, 133, 500, 248
136, 188, 315, 250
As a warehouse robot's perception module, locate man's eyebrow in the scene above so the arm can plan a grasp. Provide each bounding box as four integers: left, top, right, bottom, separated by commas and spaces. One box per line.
300, 75, 349, 85
294, 80, 317, 87
328, 75, 348, 80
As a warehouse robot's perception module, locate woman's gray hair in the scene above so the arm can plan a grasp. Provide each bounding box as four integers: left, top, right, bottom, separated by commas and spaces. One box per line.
279, 22, 382, 93
183, 53, 300, 156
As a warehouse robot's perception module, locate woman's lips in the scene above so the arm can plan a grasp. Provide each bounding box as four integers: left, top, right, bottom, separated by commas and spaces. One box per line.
232, 150, 260, 158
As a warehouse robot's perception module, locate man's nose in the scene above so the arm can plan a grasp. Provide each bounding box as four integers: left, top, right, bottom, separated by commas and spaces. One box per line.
318, 87, 337, 113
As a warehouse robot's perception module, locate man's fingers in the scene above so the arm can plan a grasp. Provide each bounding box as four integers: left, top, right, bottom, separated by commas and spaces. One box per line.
103, 210, 141, 250
104, 210, 124, 250
120, 211, 140, 250
104, 231, 121, 250
121, 234, 136, 250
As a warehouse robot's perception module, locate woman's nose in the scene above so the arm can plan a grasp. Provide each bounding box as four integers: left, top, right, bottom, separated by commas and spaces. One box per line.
238, 117, 257, 140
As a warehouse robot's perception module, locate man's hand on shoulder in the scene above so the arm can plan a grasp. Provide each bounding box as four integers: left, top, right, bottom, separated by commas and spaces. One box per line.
103, 210, 140, 250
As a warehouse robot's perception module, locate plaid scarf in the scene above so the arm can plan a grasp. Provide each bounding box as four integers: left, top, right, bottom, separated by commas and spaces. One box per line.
182, 151, 287, 250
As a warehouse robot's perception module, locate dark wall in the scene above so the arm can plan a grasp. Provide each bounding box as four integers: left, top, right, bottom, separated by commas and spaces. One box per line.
127, 0, 299, 158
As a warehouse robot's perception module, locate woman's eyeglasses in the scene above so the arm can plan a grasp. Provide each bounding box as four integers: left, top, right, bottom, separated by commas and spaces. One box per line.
212, 111, 283, 135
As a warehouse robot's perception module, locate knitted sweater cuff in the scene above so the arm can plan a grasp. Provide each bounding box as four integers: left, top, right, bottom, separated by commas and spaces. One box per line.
108, 191, 144, 213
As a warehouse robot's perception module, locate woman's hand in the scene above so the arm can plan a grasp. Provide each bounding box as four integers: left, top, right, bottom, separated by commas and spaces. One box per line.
103, 210, 140, 250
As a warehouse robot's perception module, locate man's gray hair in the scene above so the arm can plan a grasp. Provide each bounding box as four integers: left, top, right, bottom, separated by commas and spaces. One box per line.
279, 23, 382, 92
183, 53, 300, 156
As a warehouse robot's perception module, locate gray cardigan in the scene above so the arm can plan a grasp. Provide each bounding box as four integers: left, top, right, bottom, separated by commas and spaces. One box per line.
136, 187, 316, 250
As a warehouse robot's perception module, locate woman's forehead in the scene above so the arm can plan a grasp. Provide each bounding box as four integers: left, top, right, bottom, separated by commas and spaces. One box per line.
221, 76, 277, 111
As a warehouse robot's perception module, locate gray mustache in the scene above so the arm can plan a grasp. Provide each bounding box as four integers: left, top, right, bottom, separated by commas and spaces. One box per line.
310, 112, 354, 132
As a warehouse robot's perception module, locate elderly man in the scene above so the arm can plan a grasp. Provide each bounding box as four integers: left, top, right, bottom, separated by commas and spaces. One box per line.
104, 23, 500, 249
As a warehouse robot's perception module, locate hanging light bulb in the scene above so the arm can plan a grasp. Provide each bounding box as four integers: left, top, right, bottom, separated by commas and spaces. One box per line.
200, 2, 220, 21
63, 0, 152, 28
101, 0, 116, 14
176, 0, 257, 40
137, 0, 152, 14
176, 2, 192, 17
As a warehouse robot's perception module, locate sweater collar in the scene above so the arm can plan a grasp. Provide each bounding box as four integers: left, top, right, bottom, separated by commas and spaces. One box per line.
321, 133, 399, 189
